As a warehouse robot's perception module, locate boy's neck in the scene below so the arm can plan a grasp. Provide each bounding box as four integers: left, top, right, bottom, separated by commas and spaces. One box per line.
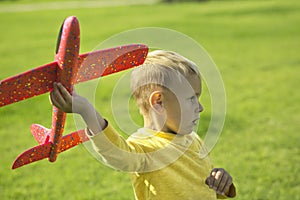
143, 115, 177, 135
143, 115, 156, 130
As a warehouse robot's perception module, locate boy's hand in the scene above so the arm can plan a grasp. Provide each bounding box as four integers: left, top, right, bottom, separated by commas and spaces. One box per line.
205, 168, 236, 198
50, 82, 88, 114
50, 82, 107, 134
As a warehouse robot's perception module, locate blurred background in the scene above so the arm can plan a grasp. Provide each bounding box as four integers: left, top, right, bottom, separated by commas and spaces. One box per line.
0, 0, 299, 199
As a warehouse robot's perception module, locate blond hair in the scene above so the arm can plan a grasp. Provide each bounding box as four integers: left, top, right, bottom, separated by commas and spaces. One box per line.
130, 50, 200, 115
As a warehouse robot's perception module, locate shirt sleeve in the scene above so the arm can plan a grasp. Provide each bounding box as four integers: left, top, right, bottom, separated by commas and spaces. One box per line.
85, 123, 146, 172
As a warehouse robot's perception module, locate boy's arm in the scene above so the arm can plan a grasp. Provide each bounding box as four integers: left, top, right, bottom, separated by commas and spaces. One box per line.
205, 168, 236, 198
50, 82, 146, 171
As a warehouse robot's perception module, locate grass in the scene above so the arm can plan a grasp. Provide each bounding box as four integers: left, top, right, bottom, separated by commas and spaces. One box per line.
0, 0, 299, 199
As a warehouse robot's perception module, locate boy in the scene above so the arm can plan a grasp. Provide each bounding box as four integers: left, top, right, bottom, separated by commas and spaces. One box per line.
50, 50, 236, 199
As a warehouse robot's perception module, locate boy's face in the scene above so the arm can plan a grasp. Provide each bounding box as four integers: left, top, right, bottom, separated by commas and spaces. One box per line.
162, 74, 203, 135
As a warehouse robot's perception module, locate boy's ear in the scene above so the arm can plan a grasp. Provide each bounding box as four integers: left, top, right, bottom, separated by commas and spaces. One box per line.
149, 91, 164, 114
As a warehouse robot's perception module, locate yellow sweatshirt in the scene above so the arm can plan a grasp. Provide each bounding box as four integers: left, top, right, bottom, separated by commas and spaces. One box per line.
88, 124, 217, 200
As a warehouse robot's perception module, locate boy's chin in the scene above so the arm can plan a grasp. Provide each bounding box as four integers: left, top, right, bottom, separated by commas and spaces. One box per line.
177, 125, 198, 135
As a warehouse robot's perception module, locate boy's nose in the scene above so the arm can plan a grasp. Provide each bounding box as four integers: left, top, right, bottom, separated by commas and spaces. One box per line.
197, 102, 204, 113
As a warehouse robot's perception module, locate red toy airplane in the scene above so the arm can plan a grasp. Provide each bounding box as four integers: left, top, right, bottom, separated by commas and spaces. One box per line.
0, 16, 148, 169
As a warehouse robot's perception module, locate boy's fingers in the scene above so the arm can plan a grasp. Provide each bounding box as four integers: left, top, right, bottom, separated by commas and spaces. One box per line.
53, 83, 66, 106
205, 177, 210, 186
50, 83, 70, 111
210, 168, 220, 185
210, 168, 218, 181
205, 168, 218, 188
50, 91, 63, 110
211, 170, 223, 190
57, 83, 72, 103
217, 172, 229, 194
222, 177, 233, 195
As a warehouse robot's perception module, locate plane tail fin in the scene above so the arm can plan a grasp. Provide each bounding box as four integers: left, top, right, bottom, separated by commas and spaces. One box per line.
31, 124, 51, 144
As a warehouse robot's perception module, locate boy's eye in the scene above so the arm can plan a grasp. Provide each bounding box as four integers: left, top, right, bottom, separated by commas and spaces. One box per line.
189, 96, 197, 104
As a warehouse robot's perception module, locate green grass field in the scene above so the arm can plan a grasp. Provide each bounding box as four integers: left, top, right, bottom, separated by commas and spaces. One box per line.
0, 1, 299, 199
